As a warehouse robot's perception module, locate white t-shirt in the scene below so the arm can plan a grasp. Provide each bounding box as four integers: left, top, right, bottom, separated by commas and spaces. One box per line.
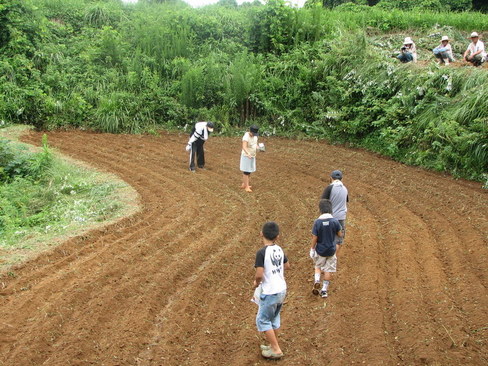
188, 121, 210, 144
241, 132, 258, 157
254, 245, 288, 295
466, 40, 487, 59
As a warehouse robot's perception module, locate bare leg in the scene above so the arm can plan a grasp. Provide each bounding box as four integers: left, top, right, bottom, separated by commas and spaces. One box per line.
335, 244, 342, 256
323, 272, 333, 281
242, 174, 252, 192
263, 329, 282, 354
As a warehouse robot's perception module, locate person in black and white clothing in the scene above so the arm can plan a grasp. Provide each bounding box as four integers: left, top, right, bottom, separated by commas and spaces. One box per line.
254, 222, 290, 360
185, 121, 214, 172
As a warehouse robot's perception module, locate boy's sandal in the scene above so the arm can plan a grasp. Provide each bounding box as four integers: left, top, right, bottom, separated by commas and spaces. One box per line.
261, 348, 284, 359
260, 344, 271, 351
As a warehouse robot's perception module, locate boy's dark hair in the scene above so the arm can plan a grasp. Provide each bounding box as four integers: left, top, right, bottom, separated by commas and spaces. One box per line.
319, 199, 332, 214
262, 221, 280, 241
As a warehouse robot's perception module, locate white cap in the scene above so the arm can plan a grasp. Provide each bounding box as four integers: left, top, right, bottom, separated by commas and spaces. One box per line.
441, 35, 449, 41
404, 37, 413, 45
470, 32, 479, 38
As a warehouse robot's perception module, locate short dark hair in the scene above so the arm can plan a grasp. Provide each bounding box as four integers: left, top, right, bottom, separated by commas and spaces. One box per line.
262, 221, 279, 241
319, 199, 332, 214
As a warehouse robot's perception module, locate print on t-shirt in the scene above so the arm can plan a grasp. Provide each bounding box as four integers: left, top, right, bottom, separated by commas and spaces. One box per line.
270, 247, 283, 273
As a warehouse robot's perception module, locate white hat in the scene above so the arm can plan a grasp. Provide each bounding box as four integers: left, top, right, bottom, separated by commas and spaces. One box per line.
470, 32, 479, 38
404, 37, 413, 45
441, 35, 449, 41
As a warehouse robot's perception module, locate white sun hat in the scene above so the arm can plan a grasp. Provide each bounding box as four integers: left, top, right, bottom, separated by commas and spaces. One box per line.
441, 35, 449, 41
404, 37, 413, 45
470, 32, 479, 38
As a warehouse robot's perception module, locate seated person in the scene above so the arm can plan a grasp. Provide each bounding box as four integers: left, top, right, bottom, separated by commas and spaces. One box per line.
433, 35, 454, 65
463, 32, 486, 67
397, 37, 417, 63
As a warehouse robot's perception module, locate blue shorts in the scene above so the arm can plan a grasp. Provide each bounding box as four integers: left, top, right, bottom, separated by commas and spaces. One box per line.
256, 291, 286, 332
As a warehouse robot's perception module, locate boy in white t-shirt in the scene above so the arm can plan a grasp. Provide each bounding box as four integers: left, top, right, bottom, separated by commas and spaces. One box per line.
254, 222, 290, 359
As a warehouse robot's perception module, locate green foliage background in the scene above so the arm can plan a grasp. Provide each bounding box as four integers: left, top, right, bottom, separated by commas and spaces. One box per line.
0, 0, 486, 181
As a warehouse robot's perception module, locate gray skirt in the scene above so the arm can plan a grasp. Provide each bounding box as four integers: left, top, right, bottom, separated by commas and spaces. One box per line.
240, 155, 256, 173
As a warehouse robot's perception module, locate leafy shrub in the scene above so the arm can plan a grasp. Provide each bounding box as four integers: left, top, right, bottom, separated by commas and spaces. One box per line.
0, 134, 52, 182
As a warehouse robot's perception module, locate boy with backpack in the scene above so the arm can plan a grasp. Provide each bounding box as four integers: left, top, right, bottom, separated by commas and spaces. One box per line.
309, 199, 343, 298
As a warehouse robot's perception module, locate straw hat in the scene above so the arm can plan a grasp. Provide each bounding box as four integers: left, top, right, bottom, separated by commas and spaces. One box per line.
404, 37, 413, 45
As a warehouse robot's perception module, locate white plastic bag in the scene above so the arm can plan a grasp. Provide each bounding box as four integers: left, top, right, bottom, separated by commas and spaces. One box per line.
251, 284, 263, 305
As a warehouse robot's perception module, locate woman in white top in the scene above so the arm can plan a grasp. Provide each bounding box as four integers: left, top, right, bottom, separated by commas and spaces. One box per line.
433, 35, 454, 65
240, 125, 259, 193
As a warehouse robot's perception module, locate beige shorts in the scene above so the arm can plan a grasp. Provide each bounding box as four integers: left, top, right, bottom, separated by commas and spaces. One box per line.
314, 254, 337, 272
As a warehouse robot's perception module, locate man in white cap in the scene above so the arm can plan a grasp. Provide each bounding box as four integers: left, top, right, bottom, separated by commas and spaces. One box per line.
397, 37, 417, 63
185, 121, 214, 171
463, 32, 486, 66
433, 35, 454, 65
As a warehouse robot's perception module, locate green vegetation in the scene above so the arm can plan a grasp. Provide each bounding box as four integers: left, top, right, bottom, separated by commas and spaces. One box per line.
0, 0, 486, 181
0, 127, 135, 261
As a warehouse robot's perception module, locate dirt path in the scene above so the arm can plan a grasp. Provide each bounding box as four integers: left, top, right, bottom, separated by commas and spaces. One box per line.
0, 130, 486, 366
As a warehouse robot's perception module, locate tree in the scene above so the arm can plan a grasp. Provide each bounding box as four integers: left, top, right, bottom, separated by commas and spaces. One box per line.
322, 0, 367, 8
0, 0, 40, 57
472, 0, 486, 12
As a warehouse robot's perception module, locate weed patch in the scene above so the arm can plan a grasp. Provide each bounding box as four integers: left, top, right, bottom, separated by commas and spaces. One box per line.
0, 126, 139, 270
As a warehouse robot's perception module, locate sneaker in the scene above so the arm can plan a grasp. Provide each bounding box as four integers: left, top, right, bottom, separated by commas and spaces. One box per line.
320, 290, 328, 298
189, 168, 195, 173
261, 348, 284, 359
312, 282, 321, 295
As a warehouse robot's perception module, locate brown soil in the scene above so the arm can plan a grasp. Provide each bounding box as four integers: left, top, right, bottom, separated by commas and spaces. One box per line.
1, 130, 487, 366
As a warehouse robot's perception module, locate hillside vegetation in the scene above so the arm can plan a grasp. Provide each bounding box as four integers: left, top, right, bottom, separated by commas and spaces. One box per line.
0, 0, 487, 181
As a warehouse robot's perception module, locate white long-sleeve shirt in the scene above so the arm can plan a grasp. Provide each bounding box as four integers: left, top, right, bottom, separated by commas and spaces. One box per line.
188, 122, 210, 144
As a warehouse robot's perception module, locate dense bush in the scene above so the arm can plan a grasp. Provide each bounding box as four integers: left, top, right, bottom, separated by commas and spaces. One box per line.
0, 0, 486, 181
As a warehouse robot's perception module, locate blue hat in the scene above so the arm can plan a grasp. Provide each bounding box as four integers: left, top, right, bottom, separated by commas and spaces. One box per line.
330, 170, 343, 179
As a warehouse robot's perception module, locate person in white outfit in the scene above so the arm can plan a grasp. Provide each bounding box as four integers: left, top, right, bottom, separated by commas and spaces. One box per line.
186, 121, 214, 172
463, 32, 486, 67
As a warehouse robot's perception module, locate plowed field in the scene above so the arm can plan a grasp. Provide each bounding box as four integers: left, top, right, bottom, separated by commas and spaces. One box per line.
1, 130, 487, 366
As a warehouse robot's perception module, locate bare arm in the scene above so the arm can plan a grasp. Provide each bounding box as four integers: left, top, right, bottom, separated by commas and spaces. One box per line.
284, 262, 290, 270
242, 140, 252, 157
311, 235, 318, 250
254, 267, 264, 288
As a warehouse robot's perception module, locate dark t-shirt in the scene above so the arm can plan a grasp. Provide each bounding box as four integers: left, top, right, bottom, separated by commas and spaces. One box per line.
312, 217, 342, 257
